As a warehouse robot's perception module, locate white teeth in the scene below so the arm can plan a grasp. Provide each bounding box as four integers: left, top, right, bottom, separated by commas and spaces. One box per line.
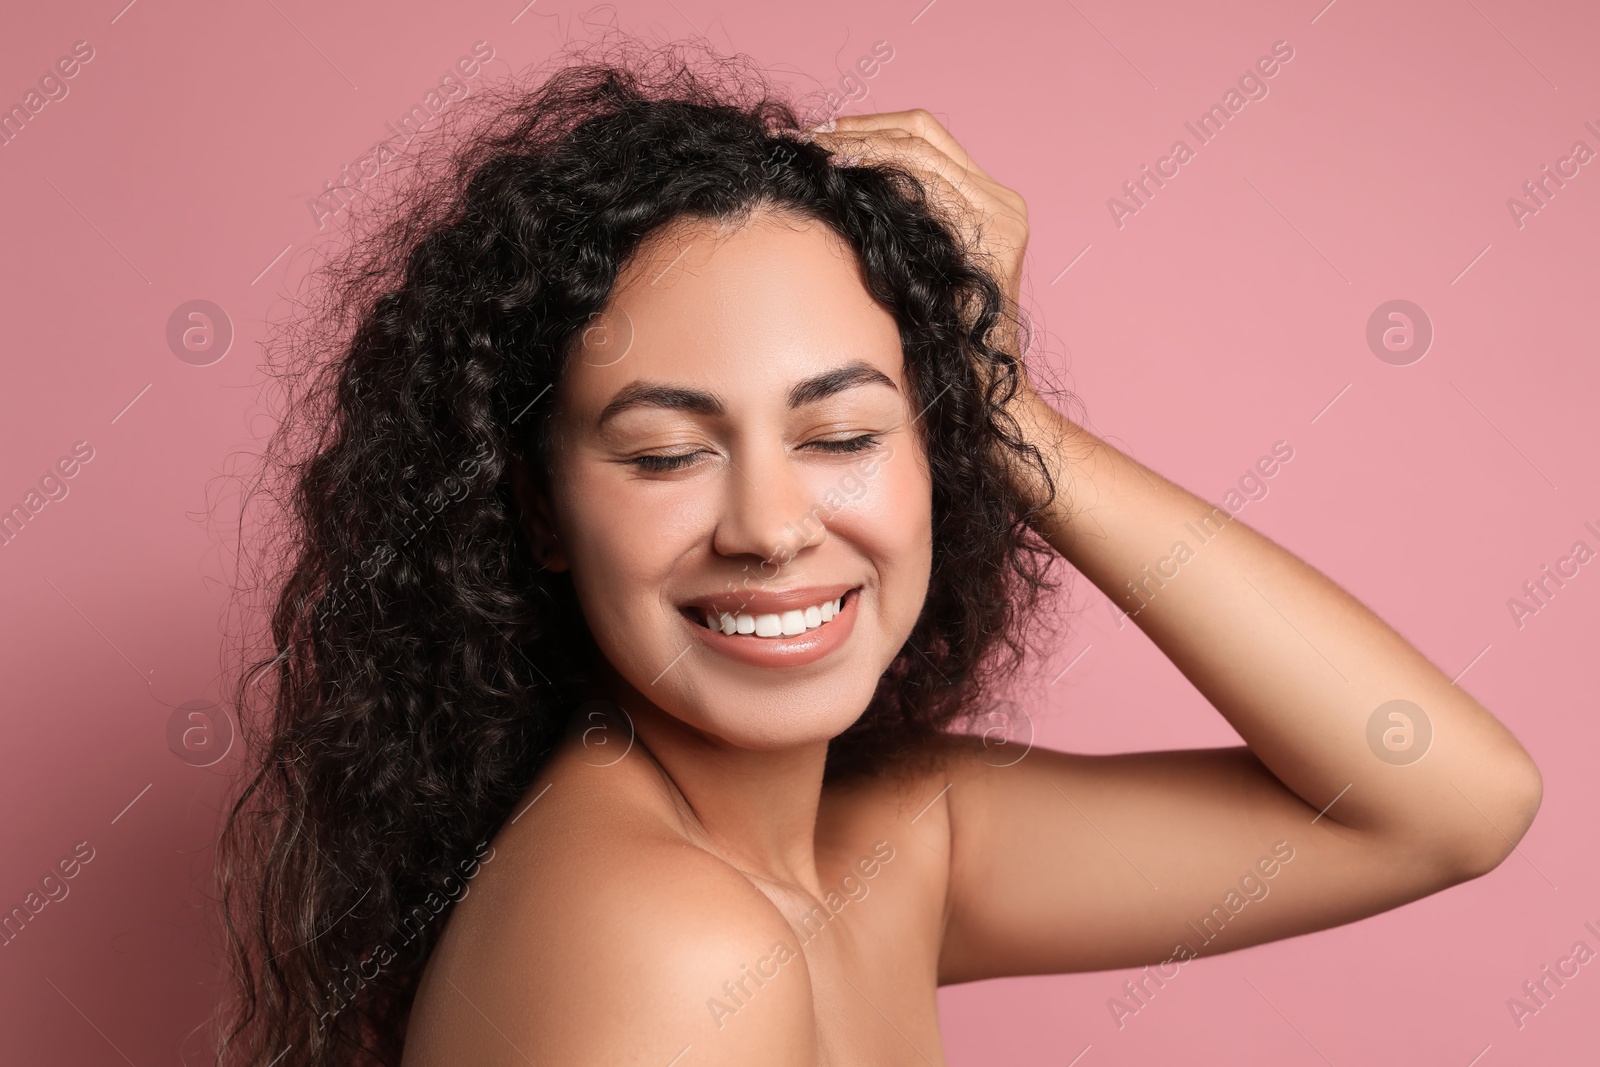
693, 594, 848, 639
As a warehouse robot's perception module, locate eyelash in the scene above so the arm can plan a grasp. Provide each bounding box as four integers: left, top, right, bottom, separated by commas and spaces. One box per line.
630, 434, 883, 473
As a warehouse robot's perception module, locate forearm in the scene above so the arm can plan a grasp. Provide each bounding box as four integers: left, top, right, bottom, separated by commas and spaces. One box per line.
1011, 389, 1542, 870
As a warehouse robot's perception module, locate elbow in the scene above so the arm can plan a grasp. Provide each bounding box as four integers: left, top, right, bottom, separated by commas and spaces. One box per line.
1450, 752, 1544, 881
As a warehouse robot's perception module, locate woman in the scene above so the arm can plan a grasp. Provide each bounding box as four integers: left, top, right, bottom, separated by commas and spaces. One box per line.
214, 36, 1541, 1067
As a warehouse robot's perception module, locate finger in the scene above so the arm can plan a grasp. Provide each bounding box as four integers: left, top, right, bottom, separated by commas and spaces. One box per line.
861, 153, 1017, 275
826, 135, 981, 226
819, 110, 997, 185
817, 128, 1004, 211
811, 123, 1025, 226
822, 131, 1025, 257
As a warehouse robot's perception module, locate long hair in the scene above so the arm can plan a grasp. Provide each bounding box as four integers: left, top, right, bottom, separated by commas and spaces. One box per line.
212, 28, 1066, 1067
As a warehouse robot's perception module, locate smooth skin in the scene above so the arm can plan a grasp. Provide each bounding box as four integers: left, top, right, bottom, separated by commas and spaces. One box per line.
402, 111, 1542, 1066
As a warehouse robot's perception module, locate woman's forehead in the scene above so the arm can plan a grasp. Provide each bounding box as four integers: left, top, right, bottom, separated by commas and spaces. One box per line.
558, 212, 906, 419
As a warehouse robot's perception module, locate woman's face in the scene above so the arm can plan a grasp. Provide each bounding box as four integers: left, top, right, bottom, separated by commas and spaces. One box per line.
536, 207, 934, 750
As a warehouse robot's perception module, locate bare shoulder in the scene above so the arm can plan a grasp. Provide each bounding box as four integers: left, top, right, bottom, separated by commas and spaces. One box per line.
404, 748, 817, 1066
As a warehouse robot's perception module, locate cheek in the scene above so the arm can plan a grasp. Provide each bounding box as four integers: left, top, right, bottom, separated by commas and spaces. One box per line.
548, 466, 692, 632
832, 447, 933, 623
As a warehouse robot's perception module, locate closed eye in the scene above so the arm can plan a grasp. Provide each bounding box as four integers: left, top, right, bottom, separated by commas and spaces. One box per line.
628, 450, 704, 473
807, 433, 882, 455
627, 433, 883, 473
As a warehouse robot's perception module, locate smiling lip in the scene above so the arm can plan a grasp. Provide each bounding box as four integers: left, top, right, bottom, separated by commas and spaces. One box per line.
680, 582, 858, 617
680, 586, 861, 669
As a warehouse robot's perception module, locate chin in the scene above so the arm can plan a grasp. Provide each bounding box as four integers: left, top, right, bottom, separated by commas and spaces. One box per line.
651, 648, 885, 749
687, 685, 876, 751
598, 631, 887, 753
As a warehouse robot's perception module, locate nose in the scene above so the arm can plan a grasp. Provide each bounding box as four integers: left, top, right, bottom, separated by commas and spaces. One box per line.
711, 445, 828, 567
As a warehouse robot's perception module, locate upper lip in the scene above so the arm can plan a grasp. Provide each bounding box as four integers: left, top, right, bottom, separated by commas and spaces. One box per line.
681, 582, 858, 617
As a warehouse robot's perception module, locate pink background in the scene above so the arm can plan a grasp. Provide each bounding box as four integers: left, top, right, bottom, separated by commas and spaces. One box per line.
1, 0, 1596, 1063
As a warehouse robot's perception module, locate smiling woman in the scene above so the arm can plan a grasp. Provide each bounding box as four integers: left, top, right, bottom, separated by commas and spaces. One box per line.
212, 28, 1540, 1067
214, 31, 1055, 1067
504, 207, 952, 739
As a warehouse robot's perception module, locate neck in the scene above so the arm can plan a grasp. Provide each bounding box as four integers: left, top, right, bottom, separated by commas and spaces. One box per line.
596, 668, 829, 896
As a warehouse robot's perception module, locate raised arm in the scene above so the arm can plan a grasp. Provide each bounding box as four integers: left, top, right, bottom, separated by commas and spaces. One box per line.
935, 394, 1543, 982
806, 108, 1541, 984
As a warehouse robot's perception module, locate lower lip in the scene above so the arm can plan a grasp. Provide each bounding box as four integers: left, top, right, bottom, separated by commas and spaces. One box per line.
682, 589, 861, 669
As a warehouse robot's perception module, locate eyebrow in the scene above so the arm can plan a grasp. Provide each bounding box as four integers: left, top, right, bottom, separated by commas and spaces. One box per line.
593, 359, 899, 430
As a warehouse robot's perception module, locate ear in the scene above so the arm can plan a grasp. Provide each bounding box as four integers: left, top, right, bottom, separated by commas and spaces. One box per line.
507, 453, 570, 573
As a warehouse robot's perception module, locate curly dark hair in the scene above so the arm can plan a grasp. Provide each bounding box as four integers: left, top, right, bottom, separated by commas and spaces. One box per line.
211, 27, 1069, 1067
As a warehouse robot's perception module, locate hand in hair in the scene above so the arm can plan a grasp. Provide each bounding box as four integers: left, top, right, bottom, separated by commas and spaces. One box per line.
804, 109, 1050, 506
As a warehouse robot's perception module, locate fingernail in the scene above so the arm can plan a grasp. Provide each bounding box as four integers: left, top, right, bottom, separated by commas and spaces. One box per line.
807, 117, 836, 134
